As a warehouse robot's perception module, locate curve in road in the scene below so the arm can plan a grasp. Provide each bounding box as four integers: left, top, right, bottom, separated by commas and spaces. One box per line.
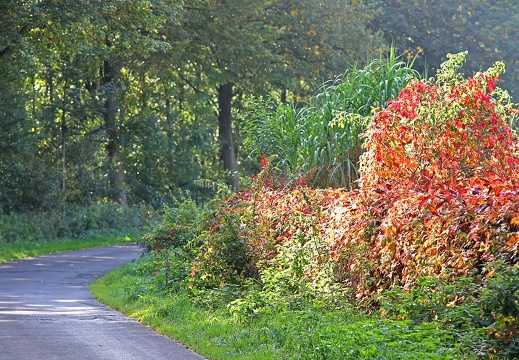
0, 244, 205, 360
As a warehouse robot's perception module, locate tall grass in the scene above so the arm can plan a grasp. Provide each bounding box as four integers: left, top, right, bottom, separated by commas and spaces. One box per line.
250, 48, 420, 189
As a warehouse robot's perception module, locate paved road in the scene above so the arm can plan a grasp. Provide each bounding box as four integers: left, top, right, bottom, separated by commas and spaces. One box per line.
0, 245, 205, 360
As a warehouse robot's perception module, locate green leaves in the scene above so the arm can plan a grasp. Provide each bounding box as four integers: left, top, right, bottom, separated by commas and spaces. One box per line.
247, 48, 419, 189
370, 0, 519, 100
435, 51, 468, 84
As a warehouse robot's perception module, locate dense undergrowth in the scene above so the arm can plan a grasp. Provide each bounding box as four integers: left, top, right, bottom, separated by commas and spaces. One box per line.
0, 202, 152, 262
101, 53, 519, 358
0, 203, 155, 243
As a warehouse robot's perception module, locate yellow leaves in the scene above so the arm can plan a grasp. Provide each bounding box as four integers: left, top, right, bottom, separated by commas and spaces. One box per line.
511, 215, 519, 226
505, 235, 518, 248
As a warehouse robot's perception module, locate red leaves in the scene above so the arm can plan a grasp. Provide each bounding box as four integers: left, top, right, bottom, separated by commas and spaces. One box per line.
202, 66, 519, 304
259, 154, 268, 170
328, 69, 519, 299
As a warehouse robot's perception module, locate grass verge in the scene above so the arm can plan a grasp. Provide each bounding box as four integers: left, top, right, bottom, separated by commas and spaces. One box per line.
0, 232, 140, 263
90, 255, 474, 360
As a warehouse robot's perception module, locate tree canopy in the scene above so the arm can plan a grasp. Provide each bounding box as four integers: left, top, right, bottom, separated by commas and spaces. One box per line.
0, 0, 384, 212
3, 0, 517, 213
369, 0, 519, 99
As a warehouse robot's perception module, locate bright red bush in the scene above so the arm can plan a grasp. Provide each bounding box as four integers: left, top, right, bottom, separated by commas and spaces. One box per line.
326, 62, 519, 298
192, 58, 519, 304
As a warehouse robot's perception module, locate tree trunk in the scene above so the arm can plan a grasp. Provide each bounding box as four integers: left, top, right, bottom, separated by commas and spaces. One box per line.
60, 83, 67, 194
281, 88, 287, 104
217, 82, 240, 191
102, 59, 127, 205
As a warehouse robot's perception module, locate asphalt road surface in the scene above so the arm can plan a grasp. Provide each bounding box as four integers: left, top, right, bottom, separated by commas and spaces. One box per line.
0, 245, 205, 360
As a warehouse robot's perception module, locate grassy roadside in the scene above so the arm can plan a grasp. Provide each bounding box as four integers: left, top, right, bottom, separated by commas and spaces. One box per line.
90, 255, 473, 360
0, 232, 140, 263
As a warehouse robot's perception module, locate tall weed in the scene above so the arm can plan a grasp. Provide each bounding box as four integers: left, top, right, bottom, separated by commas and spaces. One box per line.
246, 47, 420, 188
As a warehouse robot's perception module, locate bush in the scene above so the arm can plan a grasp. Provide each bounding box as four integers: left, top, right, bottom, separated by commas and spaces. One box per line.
142, 191, 212, 252
379, 263, 519, 358
325, 52, 519, 299
0, 203, 153, 243
188, 192, 257, 290
193, 52, 519, 305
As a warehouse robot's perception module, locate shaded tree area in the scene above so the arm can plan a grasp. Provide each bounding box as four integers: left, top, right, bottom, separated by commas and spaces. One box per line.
1, 0, 385, 213
368, 0, 519, 99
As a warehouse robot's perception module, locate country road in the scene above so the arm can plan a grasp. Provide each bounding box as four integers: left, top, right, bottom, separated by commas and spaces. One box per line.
0, 245, 205, 360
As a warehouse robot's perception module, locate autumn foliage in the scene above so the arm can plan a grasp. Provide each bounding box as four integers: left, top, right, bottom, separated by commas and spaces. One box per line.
327, 56, 519, 298
191, 54, 519, 304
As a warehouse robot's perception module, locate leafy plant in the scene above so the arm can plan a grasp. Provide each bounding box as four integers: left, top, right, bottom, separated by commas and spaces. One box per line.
245, 47, 420, 189
142, 191, 211, 252
216, 52, 519, 309
478, 263, 519, 358
188, 192, 257, 290
327, 52, 519, 299
379, 263, 519, 358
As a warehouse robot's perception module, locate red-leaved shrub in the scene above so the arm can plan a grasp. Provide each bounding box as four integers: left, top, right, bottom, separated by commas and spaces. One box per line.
326, 57, 519, 298
191, 55, 519, 305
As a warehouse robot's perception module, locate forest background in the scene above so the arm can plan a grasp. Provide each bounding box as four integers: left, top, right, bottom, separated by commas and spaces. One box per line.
1, 0, 518, 220
3, 1, 519, 358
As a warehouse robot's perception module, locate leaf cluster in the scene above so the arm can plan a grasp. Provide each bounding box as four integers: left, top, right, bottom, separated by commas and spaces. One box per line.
244, 48, 419, 189
335, 52, 519, 296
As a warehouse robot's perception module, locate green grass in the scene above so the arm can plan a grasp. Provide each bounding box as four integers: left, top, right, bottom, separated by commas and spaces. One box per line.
0, 232, 140, 263
90, 255, 474, 360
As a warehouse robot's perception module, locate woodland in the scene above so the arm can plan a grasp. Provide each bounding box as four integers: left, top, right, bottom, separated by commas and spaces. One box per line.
1, 0, 518, 213
2, 1, 519, 358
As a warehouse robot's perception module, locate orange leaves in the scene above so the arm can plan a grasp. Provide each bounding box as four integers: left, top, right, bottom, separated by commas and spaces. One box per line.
427, 202, 439, 216
328, 68, 519, 300
201, 67, 519, 304
505, 235, 518, 248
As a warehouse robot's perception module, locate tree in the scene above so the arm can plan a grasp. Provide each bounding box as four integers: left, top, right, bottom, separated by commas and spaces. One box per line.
165, 0, 280, 191
169, 0, 385, 190
0, 0, 385, 212
369, 0, 519, 99
0, 0, 177, 208
84, 0, 173, 204
268, 0, 385, 94
0, 0, 68, 212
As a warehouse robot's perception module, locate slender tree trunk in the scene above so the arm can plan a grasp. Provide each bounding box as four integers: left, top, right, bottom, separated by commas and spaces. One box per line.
61, 84, 67, 194
281, 88, 287, 104
217, 82, 239, 191
165, 90, 176, 176
102, 59, 127, 205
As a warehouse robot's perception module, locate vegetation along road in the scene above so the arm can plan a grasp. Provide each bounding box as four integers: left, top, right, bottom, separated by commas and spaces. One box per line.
0, 245, 205, 360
